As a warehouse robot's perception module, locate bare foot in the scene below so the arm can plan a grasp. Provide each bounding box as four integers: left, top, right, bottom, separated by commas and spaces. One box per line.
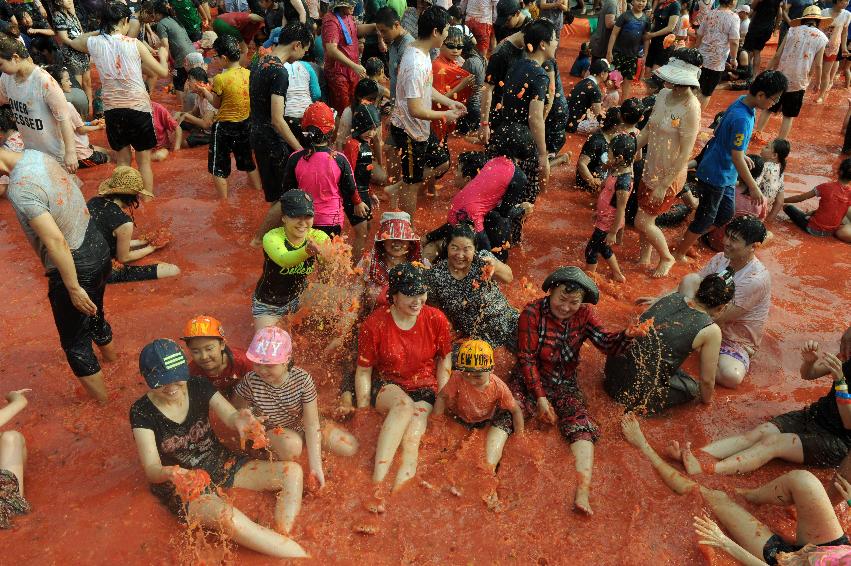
681, 442, 703, 475
816, 97, 824, 105
651, 256, 675, 278
673, 253, 690, 264
612, 271, 626, 283
573, 485, 593, 516
620, 413, 648, 448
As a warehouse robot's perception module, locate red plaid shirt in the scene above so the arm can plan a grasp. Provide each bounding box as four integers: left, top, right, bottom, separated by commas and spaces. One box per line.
516, 298, 628, 399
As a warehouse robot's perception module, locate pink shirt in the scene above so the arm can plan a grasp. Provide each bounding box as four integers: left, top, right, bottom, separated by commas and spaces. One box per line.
448, 156, 514, 232
294, 151, 346, 226
151, 101, 177, 150
594, 173, 632, 232
66, 101, 93, 160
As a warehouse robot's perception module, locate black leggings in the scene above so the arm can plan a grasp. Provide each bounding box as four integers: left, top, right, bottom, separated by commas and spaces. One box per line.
107, 264, 159, 284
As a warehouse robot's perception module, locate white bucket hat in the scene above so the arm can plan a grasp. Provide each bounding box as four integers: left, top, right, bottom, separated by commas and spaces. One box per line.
653, 57, 701, 88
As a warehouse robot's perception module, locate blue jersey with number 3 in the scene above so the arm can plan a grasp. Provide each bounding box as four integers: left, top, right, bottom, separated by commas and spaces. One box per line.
696, 96, 755, 188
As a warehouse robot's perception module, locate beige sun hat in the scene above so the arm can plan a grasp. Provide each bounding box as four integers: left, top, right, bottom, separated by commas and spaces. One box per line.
653, 57, 701, 88
792, 5, 832, 28
97, 166, 152, 198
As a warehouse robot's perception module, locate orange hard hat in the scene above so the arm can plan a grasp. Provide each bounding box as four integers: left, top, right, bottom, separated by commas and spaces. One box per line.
182, 315, 226, 342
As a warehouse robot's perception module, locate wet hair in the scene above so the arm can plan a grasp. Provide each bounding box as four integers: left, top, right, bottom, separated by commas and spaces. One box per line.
839, 157, 851, 182
0, 32, 29, 60
579, 41, 591, 56
601, 106, 622, 132
746, 154, 765, 180
0, 105, 16, 132
44, 64, 69, 85
696, 274, 735, 309
213, 35, 241, 62
620, 97, 643, 125
458, 151, 488, 178
434, 221, 478, 261
279, 21, 314, 48
489, 121, 536, 160
523, 19, 555, 52
750, 70, 788, 98
112, 193, 141, 219
364, 56, 384, 77
100, 1, 132, 33
447, 221, 476, 245
769, 138, 790, 174
187, 66, 208, 83
145, 0, 173, 18
374, 6, 401, 27
417, 5, 450, 40
351, 77, 379, 108
444, 25, 463, 45
725, 214, 767, 245
636, 94, 656, 129
302, 126, 332, 149
609, 133, 637, 162
670, 47, 703, 68
448, 5, 463, 20
710, 111, 725, 130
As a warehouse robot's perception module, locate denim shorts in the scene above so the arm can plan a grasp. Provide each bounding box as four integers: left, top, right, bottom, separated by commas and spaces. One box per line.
251, 294, 300, 319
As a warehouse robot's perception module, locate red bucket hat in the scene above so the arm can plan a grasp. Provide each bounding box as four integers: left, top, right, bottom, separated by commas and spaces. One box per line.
301, 102, 335, 134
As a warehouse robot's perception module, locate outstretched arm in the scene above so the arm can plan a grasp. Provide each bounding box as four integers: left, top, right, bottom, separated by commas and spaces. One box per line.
0, 390, 29, 428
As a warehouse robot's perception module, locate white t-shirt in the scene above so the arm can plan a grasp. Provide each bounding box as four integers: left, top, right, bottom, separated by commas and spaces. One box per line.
463, 0, 497, 24
823, 7, 851, 57
698, 253, 771, 352
778, 25, 829, 91
283, 61, 314, 118
739, 17, 750, 39
698, 9, 741, 72
87, 34, 152, 113
391, 45, 434, 142
0, 66, 69, 160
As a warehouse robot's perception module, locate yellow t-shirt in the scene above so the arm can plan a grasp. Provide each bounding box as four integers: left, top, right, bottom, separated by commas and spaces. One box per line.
212, 65, 250, 122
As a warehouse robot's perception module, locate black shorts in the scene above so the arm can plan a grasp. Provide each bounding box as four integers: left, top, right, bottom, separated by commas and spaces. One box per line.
390, 124, 449, 184
173, 66, 188, 92
742, 25, 773, 52
612, 51, 639, 80
770, 408, 851, 467
452, 409, 514, 434
370, 378, 436, 407
768, 89, 805, 118
698, 67, 724, 97
78, 149, 109, 168
104, 108, 157, 152
689, 180, 736, 234
209, 119, 256, 178
646, 37, 672, 68
314, 225, 343, 238
107, 263, 160, 284
763, 534, 849, 565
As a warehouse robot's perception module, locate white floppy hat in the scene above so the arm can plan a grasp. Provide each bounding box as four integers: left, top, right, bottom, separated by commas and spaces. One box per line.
653, 57, 701, 88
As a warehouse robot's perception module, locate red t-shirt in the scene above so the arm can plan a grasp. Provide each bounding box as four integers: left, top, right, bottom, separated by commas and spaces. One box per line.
357, 306, 452, 392
321, 12, 359, 74
809, 181, 851, 232
440, 373, 516, 423
218, 12, 264, 43
188, 346, 252, 396
151, 101, 176, 150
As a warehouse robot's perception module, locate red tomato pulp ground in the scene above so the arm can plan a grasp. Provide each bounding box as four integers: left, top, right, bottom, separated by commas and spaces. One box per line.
1, 20, 849, 566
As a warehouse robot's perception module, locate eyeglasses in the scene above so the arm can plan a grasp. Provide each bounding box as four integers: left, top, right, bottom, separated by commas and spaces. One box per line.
444, 43, 463, 49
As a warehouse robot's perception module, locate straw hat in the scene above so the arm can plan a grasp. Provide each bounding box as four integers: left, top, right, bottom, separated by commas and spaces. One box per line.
653, 57, 701, 88
792, 5, 831, 27
97, 166, 152, 198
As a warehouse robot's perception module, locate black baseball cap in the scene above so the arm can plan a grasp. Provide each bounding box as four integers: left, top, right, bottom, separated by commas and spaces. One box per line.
494, 0, 521, 28
280, 189, 315, 217
139, 339, 189, 388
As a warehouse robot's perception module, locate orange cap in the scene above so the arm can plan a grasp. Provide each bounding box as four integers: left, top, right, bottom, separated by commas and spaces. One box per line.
182, 316, 226, 342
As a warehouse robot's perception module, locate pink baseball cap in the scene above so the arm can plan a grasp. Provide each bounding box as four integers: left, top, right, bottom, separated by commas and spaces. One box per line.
246, 326, 293, 365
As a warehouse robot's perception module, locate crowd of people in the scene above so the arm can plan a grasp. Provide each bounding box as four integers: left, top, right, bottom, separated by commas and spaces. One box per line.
0, 0, 850, 561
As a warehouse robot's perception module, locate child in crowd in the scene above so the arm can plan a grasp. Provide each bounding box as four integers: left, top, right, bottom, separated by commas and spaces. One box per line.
432, 27, 474, 144
182, 315, 251, 397
566, 58, 610, 133
743, 138, 790, 222
457, 36, 485, 136
736, 5, 750, 49
585, 133, 636, 283
175, 67, 217, 147
816, 0, 851, 105
448, 5, 475, 45
783, 157, 851, 242
343, 104, 384, 260
433, 339, 524, 472
576, 108, 622, 189
0, 105, 22, 197
602, 69, 623, 110
335, 78, 380, 151
150, 100, 182, 161
364, 56, 390, 102
199, 35, 261, 198
233, 326, 358, 489
674, 3, 690, 47
569, 41, 592, 78
755, 6, 828, 141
